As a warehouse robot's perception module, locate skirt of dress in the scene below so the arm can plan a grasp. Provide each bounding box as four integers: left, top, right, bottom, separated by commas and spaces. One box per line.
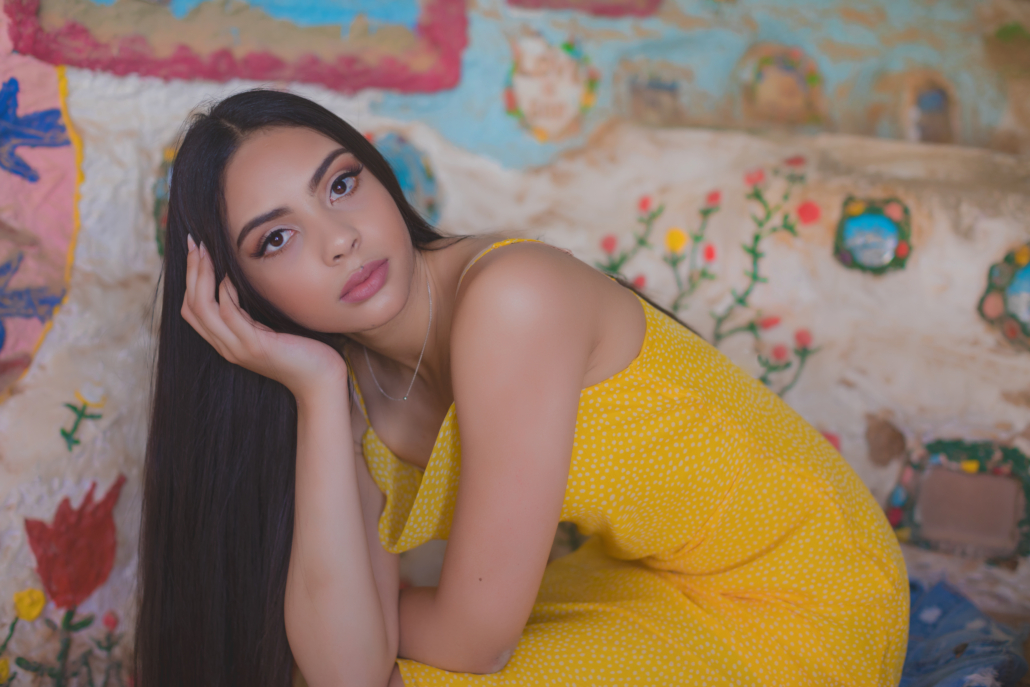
397, 538, 906, 687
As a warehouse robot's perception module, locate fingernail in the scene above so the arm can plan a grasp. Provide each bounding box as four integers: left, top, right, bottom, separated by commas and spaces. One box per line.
187, 234, 196, 252
199, 242, 206, 258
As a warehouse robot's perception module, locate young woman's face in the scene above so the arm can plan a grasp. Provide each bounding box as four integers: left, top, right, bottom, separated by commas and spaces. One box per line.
223, 126, 416, 334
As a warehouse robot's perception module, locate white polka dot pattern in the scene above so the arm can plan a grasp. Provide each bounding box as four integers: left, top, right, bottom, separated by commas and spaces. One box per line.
354, 242, 909, 686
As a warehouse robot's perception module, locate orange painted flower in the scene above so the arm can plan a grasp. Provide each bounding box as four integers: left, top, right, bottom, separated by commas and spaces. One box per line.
24, 475, 126, 609
797, 200, 821, 224
744, 169, 765, 186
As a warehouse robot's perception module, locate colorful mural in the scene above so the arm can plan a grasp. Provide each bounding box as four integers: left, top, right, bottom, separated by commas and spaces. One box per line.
834, 197, 912, 274
505, 0, 661, 16
371, 132, 442, 225
980, 244, 1030, 351
4, 0, 469, 93
738, 44, 826, 126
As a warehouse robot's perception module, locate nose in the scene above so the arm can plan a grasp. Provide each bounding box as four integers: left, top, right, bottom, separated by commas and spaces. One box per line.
323, 220, 360, 266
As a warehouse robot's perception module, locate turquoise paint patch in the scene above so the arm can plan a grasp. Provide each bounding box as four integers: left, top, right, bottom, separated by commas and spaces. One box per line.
843, 214, 900, 269
86, 0, 421, 28
1006, 265, 1030, 326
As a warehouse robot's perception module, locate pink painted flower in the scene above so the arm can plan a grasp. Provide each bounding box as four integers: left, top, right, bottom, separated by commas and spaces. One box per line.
821, 432, 841, 451
797, 200, 821, 224
784, 155, 806, 167
702, 243, 717, 263
705, 190, 722, 207
896, 241, 910, 259
744, 169, 765, 186
638, 195, 652, 214
788, 47, 803, 61
600, 234, 618, 255
758, 316, 781, 330
981, 292, 1005, 319
795, 328, 813, 349
1003, 319, 1022, 340
632, 274, 647, 289
103, 610, 118, 631
884, 202, 905, 222
771, 344, 789, 362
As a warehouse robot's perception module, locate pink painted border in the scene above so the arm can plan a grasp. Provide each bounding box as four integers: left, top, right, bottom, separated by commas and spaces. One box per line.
506, 0, 661, 18
4, 0, 467, 93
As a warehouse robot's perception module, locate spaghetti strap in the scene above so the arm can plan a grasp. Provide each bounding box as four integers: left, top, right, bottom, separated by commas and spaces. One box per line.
346, 364, 371, 423
456, 238, 572, 294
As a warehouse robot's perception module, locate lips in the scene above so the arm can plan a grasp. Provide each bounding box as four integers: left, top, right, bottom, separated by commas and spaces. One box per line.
340, 258, 388, 303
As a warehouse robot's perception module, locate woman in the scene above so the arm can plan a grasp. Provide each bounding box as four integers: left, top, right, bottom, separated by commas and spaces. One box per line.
137, 89, 908, 687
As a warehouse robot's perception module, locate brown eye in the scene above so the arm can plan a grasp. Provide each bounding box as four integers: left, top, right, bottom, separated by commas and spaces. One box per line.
328, 168, 360, 202
269, 232, 284, 248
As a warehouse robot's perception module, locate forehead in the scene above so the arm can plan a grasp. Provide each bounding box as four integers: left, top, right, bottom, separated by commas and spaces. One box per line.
223, 127, 343, 231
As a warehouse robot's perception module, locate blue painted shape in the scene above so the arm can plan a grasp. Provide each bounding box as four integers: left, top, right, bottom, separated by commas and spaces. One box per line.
0, 79, 70, 183
0, 252, 65, 353
1006, 265, 1030, 326
376, 133, 440, 224
889, 485, 907, 508
917, 88, 948, 113
87, 0, 421, 29
842, 214, 900, 268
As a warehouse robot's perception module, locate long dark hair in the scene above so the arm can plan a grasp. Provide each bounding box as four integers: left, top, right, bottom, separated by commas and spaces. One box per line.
136, 90, 445, 687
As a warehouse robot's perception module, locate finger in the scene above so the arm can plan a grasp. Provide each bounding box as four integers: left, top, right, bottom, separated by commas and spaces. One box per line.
221, 279, 273, 333
189, 244, 245, 361
218, 278, 265, 358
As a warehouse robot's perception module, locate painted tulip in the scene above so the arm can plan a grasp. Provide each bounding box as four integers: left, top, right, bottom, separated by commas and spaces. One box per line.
771, 344, 789, 362
744, 169, 765, 186
758, 316, 781, 330
600, 234, 618, 255
705, 190, 722, 207
896, 241, 910, 259
702, 244, 717, 263
632, 274, 647, 289
103, 610, 118, 631
24, 475, 126, 609
797, 200, 821, 224
638, 195, 652, 214
784, 155, 806, 167
13, 588, 45, 621
795, 328, 813, 348
664, 227, 688, 254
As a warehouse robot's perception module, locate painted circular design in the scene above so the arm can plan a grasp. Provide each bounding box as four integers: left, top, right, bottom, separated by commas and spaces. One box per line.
372, 132, 441, 225
979, 242, 1030, 350
833, 197, 912, 274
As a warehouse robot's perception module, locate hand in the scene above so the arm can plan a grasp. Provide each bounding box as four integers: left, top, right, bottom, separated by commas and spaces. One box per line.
180, 236, 348, 400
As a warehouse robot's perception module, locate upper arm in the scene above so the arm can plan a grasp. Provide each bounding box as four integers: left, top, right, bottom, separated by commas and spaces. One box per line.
352, 401, 401, 661
434, 245, 593, 659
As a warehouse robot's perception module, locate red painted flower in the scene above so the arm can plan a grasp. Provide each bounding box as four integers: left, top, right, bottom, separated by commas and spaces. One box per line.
1003, 319, 1022, 340
795, 328, 813, 348
705, 190, 722, 207
886, 507, 903, 528
503, 87, 517, 113
784, 155, 806, 167
103, 610, 118, 631
744, 169, 765, 186
632, 274, 647, 289
703, 243, 717, 263
600, 234, 618, 255
771, 344, 789, 362
797, 200, 821, 224
25, 475, 126, 609
896, 241, 910, 259
638, 195, 652, 214
821, 432, 841, 451
758, 316, 781, 330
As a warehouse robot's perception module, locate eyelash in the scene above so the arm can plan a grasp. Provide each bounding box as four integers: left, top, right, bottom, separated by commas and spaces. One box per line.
252, 166, 364, 258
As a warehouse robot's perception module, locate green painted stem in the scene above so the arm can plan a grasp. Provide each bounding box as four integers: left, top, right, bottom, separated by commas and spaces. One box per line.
0, 617, 17, 655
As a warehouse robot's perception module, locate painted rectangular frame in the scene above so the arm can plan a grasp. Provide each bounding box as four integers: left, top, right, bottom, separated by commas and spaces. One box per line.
4, 0, 467, 93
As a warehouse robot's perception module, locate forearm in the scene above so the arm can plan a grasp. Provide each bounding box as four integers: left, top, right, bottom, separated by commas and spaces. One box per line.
286, 385, 395, 687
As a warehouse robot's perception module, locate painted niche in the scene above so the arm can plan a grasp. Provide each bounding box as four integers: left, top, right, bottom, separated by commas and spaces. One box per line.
888, 440, 1030, 561
903, 76, 956, 145
738, 44, 826, 126
504, 32, 599, 143
834, 197, 912, 274
979, 243, 1030, 351
370, 132, 442, 225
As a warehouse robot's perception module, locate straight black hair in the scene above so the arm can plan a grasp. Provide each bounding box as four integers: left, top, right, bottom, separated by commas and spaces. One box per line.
136, 89, 445, 687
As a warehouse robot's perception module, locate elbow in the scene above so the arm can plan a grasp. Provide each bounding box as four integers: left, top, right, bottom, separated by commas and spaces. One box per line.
453, 641, 517, 675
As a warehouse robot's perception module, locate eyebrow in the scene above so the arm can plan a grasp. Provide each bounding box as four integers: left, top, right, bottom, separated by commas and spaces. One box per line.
235, 147, 350, 251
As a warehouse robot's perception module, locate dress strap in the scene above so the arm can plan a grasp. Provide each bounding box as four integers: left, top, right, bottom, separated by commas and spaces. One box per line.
455, 237, 579, 294
346, 363, 371, 423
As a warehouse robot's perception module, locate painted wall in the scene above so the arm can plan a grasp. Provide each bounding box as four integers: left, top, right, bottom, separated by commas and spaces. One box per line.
0, 0, 1029, 680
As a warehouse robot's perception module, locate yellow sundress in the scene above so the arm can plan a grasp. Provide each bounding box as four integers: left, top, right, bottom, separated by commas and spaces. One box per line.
353, 239, 909, 686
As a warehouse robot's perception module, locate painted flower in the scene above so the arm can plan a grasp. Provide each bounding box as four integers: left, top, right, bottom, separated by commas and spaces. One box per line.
771, 344, 789, 362
504, 88, 517, 113
886, 507, 903, 527
24, 475, 126, 609
895, 241, 910, 259
580, 90, 596, 109
845, 200, 866, 216
744, 169, 765, 186
103, 610, 118, 631
632, 274, 647, 289
13, 588, 45, 621
0, 657, 8, 683
664, 228, 688, 254
981, 292, 1005, 319
702, 244, 717, 263
884, 202, 905, 222
821, 431, 841, 451
1016, 245, 1030, 267
797, 200, 821, 224
757, 316, 781, 330
600, 234, 618, 255
795, 328, 813, 348
784, 155, 806, 167
638, 195, 652, 214
531, 127, 549, 143
705, 190, 722, 207
1002, 318, 1022, 340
